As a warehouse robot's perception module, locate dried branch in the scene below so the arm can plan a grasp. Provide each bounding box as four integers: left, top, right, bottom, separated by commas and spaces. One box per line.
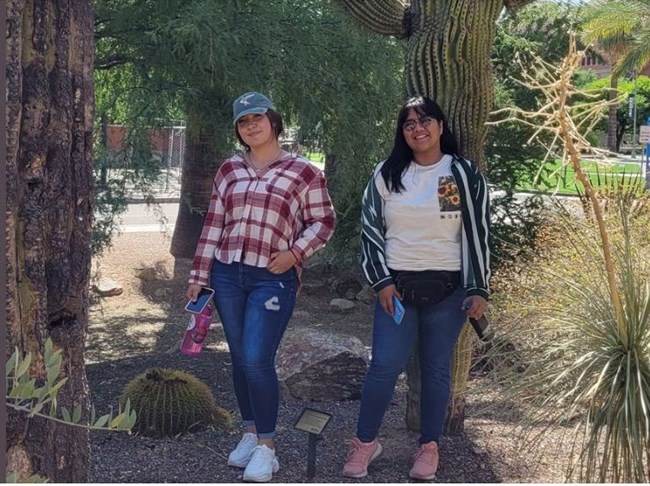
489, 34, 627, 340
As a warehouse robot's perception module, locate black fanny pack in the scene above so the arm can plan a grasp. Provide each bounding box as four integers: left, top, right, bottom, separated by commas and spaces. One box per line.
393, 270, 461, 306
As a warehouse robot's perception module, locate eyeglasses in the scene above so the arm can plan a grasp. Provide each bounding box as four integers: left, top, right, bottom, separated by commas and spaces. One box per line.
403, 116, 436, 132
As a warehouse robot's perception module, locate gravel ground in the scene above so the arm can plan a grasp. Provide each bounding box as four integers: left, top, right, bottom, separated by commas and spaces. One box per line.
87, 232, 575, 483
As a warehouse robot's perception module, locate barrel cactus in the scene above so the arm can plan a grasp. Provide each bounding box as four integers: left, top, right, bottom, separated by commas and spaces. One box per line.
119, 368, 231, 437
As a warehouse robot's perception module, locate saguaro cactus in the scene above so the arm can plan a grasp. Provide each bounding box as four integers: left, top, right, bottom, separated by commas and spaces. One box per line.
334, 0, 536, 434
335, 0, 534, 167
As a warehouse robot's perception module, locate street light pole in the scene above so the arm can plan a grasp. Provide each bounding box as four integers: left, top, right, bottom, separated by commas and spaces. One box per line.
631, 70, 638, 159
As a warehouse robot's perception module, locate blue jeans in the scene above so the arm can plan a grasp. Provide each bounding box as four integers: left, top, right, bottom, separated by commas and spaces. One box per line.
356, 287, 467, 444
211, 260, 297, 438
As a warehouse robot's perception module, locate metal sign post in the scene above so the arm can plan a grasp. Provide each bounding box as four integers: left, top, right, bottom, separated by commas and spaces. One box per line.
631, 72, 638, 158
646, 143, 650, 190
294, 408, 332, 480
640, 123, 650, 190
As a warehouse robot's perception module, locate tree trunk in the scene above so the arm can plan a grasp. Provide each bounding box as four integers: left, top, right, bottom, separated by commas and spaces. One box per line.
170, 105, 228, 259
608, 75, 619, 153
616, 118, 627, 153
324, 152, 340, 187
6, 0, 95, 481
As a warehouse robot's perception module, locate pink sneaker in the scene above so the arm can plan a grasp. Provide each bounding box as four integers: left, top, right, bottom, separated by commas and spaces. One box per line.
342, 438, 383, 478
409, 441, 439, 480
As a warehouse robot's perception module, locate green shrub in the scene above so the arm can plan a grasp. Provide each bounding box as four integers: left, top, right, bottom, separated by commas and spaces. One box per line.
119, 368, 231, 437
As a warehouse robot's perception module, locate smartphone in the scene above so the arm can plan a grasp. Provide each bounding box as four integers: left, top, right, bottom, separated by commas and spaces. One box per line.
185, 287, 215, 314
392, 296, 405, 325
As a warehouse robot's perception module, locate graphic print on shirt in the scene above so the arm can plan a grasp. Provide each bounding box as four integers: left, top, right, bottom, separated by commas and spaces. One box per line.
437, 176, 461, 217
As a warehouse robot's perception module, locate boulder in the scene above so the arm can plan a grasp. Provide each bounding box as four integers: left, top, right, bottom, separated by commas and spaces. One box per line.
329, 298, 356, 311
355, 285, 375, 304
135, 267, 159, 281
277, 328, 369, 401
330, 277, 362, 298
91, 278, 123, 297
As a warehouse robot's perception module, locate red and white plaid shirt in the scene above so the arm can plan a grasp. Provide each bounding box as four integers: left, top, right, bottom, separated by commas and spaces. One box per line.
189, 152, 336, 286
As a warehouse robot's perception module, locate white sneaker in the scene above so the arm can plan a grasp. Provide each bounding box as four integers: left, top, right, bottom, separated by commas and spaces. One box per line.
242, 445, 280, 482
227, 433, 258, 468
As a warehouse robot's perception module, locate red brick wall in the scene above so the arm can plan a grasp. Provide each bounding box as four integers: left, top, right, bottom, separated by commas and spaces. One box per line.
106, 125, 170, 154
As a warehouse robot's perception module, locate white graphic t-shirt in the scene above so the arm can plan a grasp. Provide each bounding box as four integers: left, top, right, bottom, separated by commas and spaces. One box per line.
378, 154, 462, 271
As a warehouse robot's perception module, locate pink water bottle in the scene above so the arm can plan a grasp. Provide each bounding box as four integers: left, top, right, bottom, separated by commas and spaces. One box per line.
180, 306, 212, 357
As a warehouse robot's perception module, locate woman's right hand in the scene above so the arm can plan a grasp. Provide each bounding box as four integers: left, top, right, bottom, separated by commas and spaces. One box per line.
186, 283, 203, 302
378, 284, 402, 316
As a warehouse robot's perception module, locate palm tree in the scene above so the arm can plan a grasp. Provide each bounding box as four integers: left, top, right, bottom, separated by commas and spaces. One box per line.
582, 0, 650, 152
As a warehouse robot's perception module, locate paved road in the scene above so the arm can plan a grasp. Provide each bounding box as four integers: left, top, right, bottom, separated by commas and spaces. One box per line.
117, 192, 546, 234
118, 158, 649, 233
118, 202, 179, 233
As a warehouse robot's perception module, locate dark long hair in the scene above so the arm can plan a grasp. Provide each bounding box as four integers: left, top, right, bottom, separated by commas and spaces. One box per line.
235, 109, 284, 152
380, 96, 459, 193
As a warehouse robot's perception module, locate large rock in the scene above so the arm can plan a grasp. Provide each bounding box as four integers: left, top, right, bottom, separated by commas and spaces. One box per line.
329, 277, 362, 298
91, 278, 123, 297
329, 298, 356, 311
277, 328, 369, 401
355, 285, 375, 304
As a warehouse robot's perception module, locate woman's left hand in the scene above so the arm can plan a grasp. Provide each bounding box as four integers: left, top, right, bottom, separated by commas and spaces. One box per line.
462, 295, 488, 319
267, 251, 297, 274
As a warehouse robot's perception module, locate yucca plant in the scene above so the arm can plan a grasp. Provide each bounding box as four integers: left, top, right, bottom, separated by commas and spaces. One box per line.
484, 201, 650, 482
488, 34, 650, 481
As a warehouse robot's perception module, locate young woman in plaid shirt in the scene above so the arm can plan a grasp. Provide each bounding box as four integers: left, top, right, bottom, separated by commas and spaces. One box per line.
186, 92, 336, 482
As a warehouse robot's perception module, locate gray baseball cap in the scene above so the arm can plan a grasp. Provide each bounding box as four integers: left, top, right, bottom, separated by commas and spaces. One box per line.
233, 92, 275, 124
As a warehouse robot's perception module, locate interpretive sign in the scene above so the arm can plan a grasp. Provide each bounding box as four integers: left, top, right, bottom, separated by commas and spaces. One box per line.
294, 408, 332, 435
294, 408, 333, 479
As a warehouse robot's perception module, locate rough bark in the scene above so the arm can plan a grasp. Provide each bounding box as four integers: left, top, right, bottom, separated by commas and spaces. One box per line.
170, 105, 227, 259
5, 0, 94, 481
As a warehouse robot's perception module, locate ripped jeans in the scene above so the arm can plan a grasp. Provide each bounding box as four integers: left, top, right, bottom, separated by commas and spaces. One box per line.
210, 260, 297, 438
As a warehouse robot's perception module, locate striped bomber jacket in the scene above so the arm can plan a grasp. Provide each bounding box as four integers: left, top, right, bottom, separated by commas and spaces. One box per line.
360, 154, 491, 300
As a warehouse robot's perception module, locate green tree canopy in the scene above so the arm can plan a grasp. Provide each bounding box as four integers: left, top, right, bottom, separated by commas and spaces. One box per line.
94, 0, 405, 257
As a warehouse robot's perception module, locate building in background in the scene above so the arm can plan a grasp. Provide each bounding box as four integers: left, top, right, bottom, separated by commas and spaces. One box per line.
580, 50, 650, 79
105, 124, 186, 169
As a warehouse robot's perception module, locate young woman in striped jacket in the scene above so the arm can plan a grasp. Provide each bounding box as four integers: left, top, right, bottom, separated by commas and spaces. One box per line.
343, 96, 490, 481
